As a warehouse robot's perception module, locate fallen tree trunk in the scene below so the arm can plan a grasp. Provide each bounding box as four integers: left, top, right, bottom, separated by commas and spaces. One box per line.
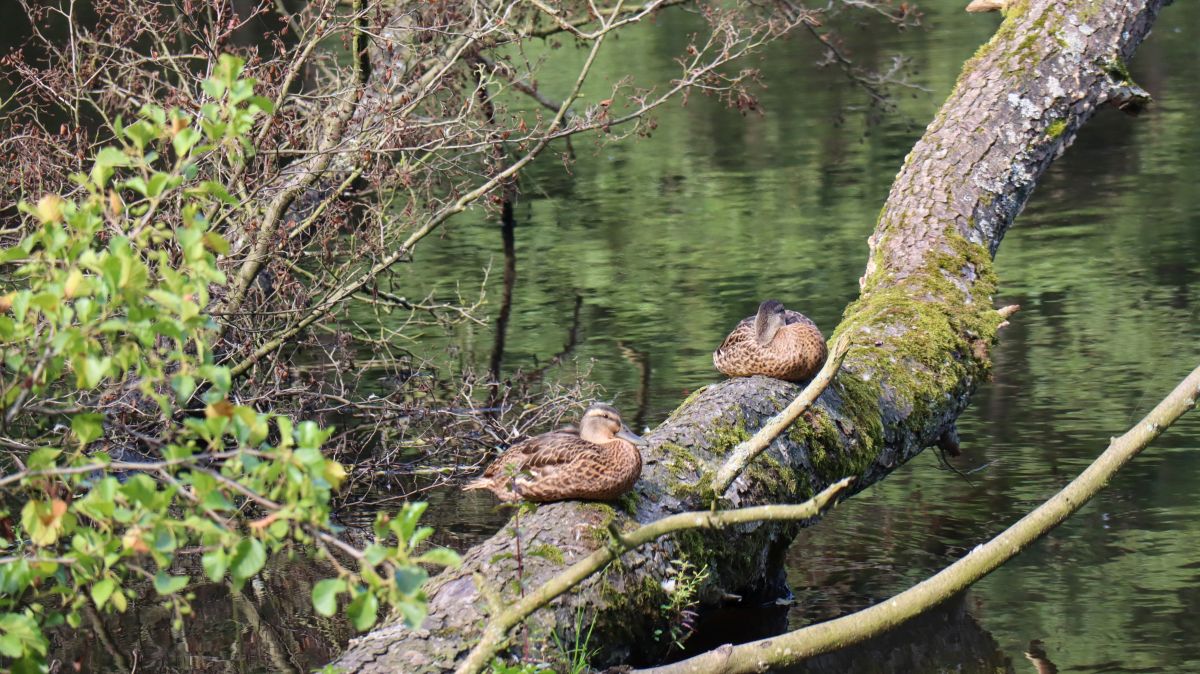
333, 1, 1168, 670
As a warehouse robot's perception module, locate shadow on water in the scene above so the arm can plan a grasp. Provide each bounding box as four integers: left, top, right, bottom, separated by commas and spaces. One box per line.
668, 594, 1016, 674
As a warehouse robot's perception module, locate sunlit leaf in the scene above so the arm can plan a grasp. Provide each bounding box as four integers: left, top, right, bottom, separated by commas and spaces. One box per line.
70, 413, 105, 446
90, 579, 116, 609
416, 548, 461, 569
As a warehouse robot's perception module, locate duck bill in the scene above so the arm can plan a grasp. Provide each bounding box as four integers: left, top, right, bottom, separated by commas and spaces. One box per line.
618, 428, 649, 447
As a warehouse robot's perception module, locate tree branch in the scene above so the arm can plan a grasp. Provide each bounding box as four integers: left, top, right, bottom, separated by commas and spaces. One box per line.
457, 478, 854, 674
640, 364, 1200, 674
710, 336, 850, 497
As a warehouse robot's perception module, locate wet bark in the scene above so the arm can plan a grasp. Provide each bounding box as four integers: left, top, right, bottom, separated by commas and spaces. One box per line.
332, 1, 1168, 671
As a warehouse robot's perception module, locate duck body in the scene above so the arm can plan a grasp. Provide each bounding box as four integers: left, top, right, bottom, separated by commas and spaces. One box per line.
713, 299, 827, 382
463, 403, 645, 503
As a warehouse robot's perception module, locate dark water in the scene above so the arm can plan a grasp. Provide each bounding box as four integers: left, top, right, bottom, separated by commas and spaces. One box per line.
46, 1, 1200, 671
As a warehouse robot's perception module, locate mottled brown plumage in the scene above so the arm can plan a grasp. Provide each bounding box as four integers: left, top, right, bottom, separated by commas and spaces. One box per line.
462, 403, 646, 503
713, 299, 828, 381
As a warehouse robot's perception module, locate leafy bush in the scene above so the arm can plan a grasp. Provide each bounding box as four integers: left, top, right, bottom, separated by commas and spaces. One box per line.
0, 55, 457, 671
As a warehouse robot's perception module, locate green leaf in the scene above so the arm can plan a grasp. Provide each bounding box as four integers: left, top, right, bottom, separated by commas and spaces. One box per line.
153, 572, 189, 595
120, 474, 159, 508
230, 538, 266, 583
203, 231, 230, 254
71, 413, 105, 446
124, 176, 149, 197
123, 120, 158, 150
140, 104, 167, 125
346, 591, 378, 631
25, 448, 61, 471
91, 147, 130, 187
111, 589, 127, 612
81, 356, 111, 388
394, 566, 428, 595
201, 78, 225, 99
248, 95, 275, 115
91, 578, 116, 609
151, 525, 178, 553
199, 180, 237, 206
395, 501, 429, 545
416, 548, 461, 568
198, 364, 231, 395
0, 612, 46, 658
295, 420, 332, 450
171, 374, 196, 402
311, 578, 345, 617
397, 600, 427, 629
408, 525, 434, 549
145, 172, 178, 199
172, 127, 201, 158
362, 544, 387, 567
201, 550, 228, 582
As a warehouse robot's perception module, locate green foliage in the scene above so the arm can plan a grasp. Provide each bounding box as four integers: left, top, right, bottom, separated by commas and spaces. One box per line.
652, 557, 708, 651
0, 55, 458, 669
550, 606, 598, 674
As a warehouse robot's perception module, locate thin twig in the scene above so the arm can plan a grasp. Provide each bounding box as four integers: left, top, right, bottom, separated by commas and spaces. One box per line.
455, 477, 855, 674
710, 335, 851, 497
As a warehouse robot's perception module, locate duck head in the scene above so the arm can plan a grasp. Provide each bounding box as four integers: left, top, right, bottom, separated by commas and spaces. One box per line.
753, 299, 788, 346
579, 403, 647, 446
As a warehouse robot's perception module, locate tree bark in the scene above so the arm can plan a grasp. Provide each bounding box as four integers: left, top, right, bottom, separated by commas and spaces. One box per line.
332, 1, 1168, 671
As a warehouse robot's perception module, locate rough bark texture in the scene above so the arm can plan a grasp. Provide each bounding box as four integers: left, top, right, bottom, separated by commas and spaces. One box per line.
333, 1, 1168, 671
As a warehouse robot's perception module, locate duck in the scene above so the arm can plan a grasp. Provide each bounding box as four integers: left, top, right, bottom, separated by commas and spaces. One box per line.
713, 299, 827, 382
462, 403, 647, 503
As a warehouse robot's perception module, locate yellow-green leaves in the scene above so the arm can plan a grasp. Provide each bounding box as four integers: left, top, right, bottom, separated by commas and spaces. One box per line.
70, 413, 105, 446
34, 195, 64, 223
20, 500, 72, 546
0, 612, 47, 662
91, 147, 131, 188
1, 52, 451, 671
153, 572, 189, 595
347, 591, 379, 631
90, 578, 118, 609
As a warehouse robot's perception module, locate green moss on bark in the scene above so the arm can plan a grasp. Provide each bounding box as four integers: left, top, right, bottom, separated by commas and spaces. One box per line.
831, 228, 1001, 442
705, 415, 750, 455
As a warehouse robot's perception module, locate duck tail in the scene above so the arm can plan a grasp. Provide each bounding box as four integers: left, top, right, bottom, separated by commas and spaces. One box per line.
462, 477, 492, 492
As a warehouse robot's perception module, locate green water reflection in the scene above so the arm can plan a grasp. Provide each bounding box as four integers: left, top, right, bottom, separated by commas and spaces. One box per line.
394, 2, 1200, 672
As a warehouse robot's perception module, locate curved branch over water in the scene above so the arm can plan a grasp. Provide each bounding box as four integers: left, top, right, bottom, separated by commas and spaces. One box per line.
641, 364, 1200, 674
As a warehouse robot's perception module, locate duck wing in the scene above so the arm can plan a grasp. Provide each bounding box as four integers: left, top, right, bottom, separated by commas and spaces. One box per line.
481, 431, 596, 479
715, 316, 755, 354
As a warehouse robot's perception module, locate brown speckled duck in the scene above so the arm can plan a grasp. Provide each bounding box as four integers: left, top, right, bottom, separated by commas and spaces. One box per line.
462, 403, 646, 503
713, 299, 827, 382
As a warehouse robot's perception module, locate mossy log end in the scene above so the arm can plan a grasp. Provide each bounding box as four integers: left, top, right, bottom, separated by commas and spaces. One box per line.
332, 1, 1166, 671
